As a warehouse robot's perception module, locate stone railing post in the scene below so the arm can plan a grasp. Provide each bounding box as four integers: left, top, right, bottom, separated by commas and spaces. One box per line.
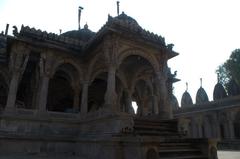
5, 50, 29, 113
80, 81, 89, 115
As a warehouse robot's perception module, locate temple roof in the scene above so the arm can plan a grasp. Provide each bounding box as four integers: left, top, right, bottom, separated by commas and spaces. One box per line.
181, 91, 193, 108
213, 82, 227, 100
61, 24, 95, 42
196, 87, 209, 104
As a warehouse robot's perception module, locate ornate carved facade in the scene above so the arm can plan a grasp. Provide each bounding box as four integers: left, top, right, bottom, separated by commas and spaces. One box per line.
0, 12, 217, 158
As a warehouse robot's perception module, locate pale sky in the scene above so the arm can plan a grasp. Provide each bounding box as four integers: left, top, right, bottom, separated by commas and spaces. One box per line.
1, 0, 240, 105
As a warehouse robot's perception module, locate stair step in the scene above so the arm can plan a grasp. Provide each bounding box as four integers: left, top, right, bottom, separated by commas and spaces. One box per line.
159, 155, 208, 159
158, 148, 200, 153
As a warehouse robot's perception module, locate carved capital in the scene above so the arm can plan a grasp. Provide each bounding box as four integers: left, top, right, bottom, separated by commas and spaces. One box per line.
39, 54, 55, 78
10, 53, 30, 77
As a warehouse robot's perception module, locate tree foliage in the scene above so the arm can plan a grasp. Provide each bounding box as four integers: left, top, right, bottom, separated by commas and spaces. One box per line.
216, 49, 240, 87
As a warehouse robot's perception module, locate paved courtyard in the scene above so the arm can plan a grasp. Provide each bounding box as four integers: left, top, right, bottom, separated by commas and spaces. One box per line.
218, 151, 240, 159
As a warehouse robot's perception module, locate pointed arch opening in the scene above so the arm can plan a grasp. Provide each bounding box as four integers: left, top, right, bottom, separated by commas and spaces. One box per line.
118, 55, 156, 116
47, 63, 81, 113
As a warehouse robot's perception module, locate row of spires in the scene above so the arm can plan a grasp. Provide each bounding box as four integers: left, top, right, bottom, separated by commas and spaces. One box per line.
179, 77, 240, 108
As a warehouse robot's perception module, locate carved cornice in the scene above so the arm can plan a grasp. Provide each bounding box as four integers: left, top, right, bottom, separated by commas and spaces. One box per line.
14, 25, 84, 51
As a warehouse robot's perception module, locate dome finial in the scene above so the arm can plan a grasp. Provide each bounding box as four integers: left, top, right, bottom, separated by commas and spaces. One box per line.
200, 78, 202, 87
78, 6, 84, 30
117, 1, 120, 16
186, 82, 188, 91
84, 23, 88, 29
217, 73, 220, 83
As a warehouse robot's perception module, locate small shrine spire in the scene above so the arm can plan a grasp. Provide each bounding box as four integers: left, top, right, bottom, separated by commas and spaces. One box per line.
186, 82, 188, 91
217, 73, 220, 83
78, 6, 84, 30
200, 78, 202, 87
117, 1, 120, 16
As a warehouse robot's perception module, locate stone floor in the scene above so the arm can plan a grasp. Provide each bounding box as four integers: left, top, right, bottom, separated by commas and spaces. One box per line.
0, 151, 239, 159
218, 151, 240, 159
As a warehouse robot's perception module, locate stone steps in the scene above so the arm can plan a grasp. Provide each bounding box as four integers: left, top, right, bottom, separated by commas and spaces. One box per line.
134, 118, 208, 159
158, 142, 208, 159
133, 118, 179, 136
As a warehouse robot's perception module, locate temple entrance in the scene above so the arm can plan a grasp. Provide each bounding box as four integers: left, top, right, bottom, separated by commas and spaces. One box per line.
47, 63, 80, 113
118, 55, 155, 116
88, 73, 107, 112
16, 52, 39, 109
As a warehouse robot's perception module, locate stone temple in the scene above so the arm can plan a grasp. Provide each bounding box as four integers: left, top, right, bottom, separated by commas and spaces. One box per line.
0, 11, 218, 158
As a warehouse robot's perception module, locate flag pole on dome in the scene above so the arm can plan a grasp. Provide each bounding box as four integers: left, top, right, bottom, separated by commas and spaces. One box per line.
117, 1, 120, 16
78, 6, 84, 30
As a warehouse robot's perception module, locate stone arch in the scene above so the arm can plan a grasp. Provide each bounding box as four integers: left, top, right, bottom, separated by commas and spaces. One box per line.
47, 63, 81, 113
131, 76, 153, 95
117, 48, 160, 73
52, 58, 83, 83
87, 53, 106, 82
88, 71, 108, 112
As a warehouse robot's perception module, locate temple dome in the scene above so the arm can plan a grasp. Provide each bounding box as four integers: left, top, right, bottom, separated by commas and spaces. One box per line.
114, 12, 139, 25
61, 24, 95, 42
181, 91, 193, 108
196, 87, 209, 104
213, 82, 227, 100
171, 94, 179, 110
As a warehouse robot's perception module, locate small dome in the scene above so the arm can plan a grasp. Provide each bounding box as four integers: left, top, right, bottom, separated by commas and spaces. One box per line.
196, 87, 209, 104
181, 91, 193, 108
213, 83, 227, 100
171, 94, 179, 110
61, 25, 95, 42
115, 12, 139, 25
226, 79, 240, 96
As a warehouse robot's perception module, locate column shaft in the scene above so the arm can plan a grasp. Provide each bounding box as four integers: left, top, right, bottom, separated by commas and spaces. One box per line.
6, 73, 20, 110
80, 82, 88, 114
38, 75, 50, 112
104, 67, 117, 109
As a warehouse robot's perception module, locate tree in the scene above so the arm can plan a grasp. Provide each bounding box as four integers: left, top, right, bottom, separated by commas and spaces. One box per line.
216, 49, 240, 87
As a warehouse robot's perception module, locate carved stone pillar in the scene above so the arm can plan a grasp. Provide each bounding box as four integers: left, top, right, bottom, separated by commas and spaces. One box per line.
104, 66, 117, 110
5, 51, 29, 113
156, 71, 171, 119
80, 81, 88, 115
152, 95, 158, 114
37, 75, 50, 113
73, 86, 80, 112
36, 54, 54, 115
6, 72, 21, 111
125, 90, 134, 114
228, 120, 235, 139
